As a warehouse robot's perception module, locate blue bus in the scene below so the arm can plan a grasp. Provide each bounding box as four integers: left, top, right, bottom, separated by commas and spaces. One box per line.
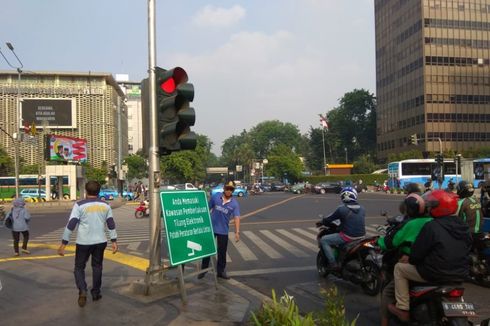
473, 158, 490, 188
387, 159, 458, 189
0, 175, 69, 188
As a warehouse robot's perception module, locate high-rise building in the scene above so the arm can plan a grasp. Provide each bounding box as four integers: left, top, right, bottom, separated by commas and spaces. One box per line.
116, 75, 143, 155
0, 70, 128, 169
375, 0, 490, 159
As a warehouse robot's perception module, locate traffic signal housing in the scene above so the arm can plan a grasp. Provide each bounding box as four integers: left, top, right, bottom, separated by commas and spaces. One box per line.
409, 133, 418, 145
155, 67, 196, 155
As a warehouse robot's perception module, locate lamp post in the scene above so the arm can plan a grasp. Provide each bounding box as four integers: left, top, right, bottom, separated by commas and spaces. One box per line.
344, 147, 348, 163
0, 42, 24, 199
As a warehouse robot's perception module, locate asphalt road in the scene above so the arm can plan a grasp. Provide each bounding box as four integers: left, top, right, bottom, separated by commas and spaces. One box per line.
8, 191, 490, 324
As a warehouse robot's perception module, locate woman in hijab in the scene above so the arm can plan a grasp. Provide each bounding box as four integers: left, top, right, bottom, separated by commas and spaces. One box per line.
10, 198, 31, 256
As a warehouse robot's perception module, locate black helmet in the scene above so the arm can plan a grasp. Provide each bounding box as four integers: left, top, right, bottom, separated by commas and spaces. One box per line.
456, 180, 474, 198
404, 193, 426, 218
403, 182, 421, 195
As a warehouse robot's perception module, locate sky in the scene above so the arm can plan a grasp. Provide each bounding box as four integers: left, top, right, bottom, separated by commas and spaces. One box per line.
1, 1, 376, 155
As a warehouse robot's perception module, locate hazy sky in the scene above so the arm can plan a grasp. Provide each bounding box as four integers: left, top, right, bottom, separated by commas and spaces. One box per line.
1, 1, 375, 155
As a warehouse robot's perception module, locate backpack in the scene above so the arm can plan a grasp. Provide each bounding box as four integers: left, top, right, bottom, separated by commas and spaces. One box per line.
4, 211, 13, 229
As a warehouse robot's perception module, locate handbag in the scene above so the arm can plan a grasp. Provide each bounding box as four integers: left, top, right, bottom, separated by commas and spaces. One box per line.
4, 212, 13, 229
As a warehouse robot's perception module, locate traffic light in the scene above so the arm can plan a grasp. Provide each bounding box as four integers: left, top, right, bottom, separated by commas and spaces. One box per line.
435, 153, 444, 165
409, 133, 418, 145
155, 67, 196, 155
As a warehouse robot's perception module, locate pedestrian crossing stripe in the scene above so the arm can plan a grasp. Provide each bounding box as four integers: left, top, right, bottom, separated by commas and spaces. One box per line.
31, 225, 382, 262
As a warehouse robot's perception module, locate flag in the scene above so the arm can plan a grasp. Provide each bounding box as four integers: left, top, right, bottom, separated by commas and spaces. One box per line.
319, 114, 329, 130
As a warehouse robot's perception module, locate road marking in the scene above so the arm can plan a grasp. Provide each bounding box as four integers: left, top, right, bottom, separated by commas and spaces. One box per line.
127, 241, 141, 251
239, 195, 305, 220
243, 230, 283, 259
259, 230, 309, 257
292, 228, 317, 240
0, 253, 75, 263
228, 232, 258, 261
276, 229, 318, 252
229, 265, 316, 276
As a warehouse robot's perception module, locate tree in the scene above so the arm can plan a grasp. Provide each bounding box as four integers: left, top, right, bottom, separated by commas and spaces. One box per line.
0, 146, 14, 176
326, 89, 376, 162
221, 130, 255, 180
124, 154, 148, 180
352, 154, 379, 174
266, 144, 304, 183
248, 120, 303, 159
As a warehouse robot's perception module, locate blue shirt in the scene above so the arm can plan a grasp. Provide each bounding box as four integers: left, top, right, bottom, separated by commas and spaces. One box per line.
209, 193, 240, 235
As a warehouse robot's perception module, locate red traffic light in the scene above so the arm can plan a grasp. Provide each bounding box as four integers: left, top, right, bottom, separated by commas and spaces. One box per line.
160, 78, 176, 94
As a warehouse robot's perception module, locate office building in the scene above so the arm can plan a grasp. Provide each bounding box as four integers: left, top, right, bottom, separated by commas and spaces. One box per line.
375, 0, 490, 159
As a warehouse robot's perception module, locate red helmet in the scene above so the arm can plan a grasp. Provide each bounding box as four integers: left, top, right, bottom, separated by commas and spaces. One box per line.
422, 190, 459, 218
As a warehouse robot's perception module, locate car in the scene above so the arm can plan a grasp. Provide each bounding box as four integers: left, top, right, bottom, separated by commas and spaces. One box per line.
98, 187, 119, 200
270, 182, 287, 191
313, 182, 342, 194
20, 189, 47, 199
210, 184, 248, 197
174, 183, 197, 190
122, 190, 135, 200
290, 182, 307, 194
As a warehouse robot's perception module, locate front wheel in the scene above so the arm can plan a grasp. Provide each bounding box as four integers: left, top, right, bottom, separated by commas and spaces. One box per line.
237, 192, 244, 197
320, 189, 326, 194
316, 251, 329, 277
360, 260, 382, 296
135, 211, 144, 219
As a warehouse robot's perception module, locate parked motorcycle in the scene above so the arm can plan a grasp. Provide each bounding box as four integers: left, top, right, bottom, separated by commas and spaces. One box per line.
315, 219, 382, 296
134, 200, 149, 219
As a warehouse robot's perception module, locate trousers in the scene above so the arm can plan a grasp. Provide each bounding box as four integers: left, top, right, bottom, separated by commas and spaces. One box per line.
201, 233, 228, 274
74, 242, 107, 295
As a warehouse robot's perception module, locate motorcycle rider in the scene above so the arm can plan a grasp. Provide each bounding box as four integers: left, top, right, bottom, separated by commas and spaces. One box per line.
456, 180, 484, 235
316, 187, 365, 270
481, 180, 490, 217
388, 190, 472, 322
377, 192, 432, 326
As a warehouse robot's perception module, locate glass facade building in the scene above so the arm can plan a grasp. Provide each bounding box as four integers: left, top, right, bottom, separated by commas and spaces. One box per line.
375, 0, 490, 159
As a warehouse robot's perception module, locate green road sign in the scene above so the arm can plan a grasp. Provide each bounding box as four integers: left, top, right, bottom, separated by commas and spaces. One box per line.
160, 190, 216, 266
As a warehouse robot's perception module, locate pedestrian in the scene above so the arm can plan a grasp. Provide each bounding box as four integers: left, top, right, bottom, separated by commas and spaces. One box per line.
198, 180, 240, 280
57, 180, 118, 307
9, 198, 31, 256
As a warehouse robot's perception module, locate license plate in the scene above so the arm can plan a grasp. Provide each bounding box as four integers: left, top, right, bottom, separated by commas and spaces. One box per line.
442, 302, 476, 317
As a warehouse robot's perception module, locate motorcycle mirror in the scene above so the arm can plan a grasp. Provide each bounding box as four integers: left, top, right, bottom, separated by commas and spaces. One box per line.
380, 210, 388, 217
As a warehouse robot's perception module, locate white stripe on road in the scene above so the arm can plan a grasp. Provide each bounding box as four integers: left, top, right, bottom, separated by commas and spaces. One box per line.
276, 229, 318, 252
259, 230, 309, 257
242, 230, 283, 259
292, 227, 317, 240
229, 232, 258, 261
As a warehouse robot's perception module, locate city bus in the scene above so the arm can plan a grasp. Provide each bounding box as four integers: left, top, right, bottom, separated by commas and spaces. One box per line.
0, 175, 69, 188
473, 158, 490, 188
387, 159, 458, 189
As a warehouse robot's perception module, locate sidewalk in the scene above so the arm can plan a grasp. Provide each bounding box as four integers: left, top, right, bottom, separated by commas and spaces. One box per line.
0, 232, 265, 325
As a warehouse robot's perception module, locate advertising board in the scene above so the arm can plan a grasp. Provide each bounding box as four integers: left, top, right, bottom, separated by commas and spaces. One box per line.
45, 134, 88, 163
21, 98, 76, 129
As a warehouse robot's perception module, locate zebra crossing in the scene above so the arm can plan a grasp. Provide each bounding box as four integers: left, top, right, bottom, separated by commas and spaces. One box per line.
31, 216, 381, 262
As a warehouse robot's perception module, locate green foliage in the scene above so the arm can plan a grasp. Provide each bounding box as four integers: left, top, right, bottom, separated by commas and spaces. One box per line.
83, 163, 108, 185
0, 146, 14, 176
124, 154, 148, 180
250, 287, 357, 326
387, 149, 423, 162
20, 164, 41, 175
221, 130, 255, 173
266, 144, 304, 183
248, 120, 303, 159
352, 155, 379, 174
250, 289, 315, 326
315, 287, 358, 326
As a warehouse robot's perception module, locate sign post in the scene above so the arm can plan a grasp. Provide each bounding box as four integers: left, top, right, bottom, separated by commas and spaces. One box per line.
160, 190, 217, 302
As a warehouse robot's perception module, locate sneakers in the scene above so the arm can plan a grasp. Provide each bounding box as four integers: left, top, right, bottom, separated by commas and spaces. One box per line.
78, 292, 87, 307
13, 252, 19, 256
21, 249, 30, 254
388, 303, 410, 322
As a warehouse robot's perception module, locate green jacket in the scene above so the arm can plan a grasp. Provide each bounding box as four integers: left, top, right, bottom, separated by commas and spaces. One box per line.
457, 196, 483, 233
377, 216, 433, 255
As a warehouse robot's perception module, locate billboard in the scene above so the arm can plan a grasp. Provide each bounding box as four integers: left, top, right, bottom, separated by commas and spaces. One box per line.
21, 98, 76, 129
45, 134, 87, 163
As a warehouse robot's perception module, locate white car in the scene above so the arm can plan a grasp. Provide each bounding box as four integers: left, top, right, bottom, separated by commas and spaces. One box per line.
161, 183, 197, 191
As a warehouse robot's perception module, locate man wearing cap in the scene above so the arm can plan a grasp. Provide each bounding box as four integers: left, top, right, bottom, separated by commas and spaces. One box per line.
198, 180, 241, 280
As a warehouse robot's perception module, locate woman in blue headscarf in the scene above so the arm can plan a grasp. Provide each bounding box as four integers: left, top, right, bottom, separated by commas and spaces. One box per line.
10, 198, 31, 256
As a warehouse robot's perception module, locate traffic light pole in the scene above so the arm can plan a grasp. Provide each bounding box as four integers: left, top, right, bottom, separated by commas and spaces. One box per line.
146, 0, 164, 285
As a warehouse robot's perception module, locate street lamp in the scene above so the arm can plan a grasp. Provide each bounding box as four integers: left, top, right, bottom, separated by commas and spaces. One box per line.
0, 42, 24, 199
344, 147, 348, 163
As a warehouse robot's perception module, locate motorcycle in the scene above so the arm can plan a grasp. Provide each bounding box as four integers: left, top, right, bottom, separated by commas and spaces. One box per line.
378, 213, 477, 325
468, 232, 490, 288
315, 218, 383, 296
134, 200, 149, 219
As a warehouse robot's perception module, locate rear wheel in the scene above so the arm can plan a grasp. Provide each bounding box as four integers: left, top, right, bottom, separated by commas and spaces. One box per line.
320, 189, 326, 194
317, 251, 329, 277
135, 211, 144, 219
361, 260, 382, 296
237, 192, 244, 197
